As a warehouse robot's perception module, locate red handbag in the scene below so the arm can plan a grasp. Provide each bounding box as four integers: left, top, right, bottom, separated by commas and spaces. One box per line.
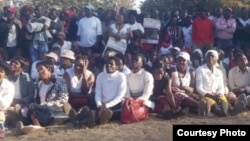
120, 97, 148, 124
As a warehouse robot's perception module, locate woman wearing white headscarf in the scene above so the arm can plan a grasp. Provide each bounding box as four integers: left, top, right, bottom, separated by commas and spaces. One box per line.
196, 49, 228, 116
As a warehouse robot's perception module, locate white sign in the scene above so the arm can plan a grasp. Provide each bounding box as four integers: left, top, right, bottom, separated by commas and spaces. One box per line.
103, 37, 127, 55
141, 18, 161, 44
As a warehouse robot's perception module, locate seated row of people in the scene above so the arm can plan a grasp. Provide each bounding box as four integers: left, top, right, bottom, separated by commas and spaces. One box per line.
0, 48, 249, 134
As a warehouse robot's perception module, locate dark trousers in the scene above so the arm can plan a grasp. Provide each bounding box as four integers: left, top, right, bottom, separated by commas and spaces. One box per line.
88, 92, 122, 120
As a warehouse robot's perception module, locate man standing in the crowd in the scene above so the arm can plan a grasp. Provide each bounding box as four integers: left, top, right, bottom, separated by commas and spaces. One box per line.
215, 7, 236, 52
28, 5, 51, 62
192, 7, 214, 55
77, 4, 102, 54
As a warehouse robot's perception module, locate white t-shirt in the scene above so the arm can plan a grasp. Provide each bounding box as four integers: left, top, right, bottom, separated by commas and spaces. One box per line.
110, 23, 131, 36
77, 16, 102, 47
52, 41, 72, 53
182, 25, 192, 48
129, 22, 144, 33
39, 82, 53, 105
7, 25, 17, 47
67, 68, 92, 93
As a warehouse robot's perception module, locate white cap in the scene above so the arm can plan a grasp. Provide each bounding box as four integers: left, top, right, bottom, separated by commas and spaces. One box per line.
177, 52, 190, 61
60, 50, 75, 60
46, 52, 58, 62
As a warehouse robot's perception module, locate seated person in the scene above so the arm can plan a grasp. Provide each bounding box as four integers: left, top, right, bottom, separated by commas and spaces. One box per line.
169, 52, 199, 115
17, 60, 69, 130
228, 53, 250, 115
115, 53, 131, 75
151, 59, 177, 119
196, 50, 231, 116
126, 53, 154, 111
63, 56, 95, 110
0, 61, 14, 132
68, 56, 127, 129
7, 56, 35, 127
54, 50, 75, 78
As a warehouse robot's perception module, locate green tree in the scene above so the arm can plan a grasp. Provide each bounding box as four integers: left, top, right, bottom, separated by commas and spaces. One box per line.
140, 0, 250, 15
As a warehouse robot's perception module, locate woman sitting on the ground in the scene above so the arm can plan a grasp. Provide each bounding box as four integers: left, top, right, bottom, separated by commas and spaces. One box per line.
169, 52, 199, 115
126, 53, 154, 111
7, 56, 35, 127
63, 56, 95, 110
0, 61, 14, 137
18, 60, 69, 129
151, 59, 178, 119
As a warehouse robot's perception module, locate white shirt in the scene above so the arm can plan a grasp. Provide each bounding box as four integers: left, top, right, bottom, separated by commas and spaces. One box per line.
0, 79, 14, 111
182, 25, 192, 48
7, 24, 17, 47
54, 65, 74, 78
95, 71, 127, 108
10, 76, 21, 99
228, 66, 250, 93
196, 64, 224, 96
77, 16, 102, 47
129, 22, 144, 33
126, 69, 154, 101
39, 82, 53, 105
52, 41, 72, 53
67, 68, 92, 93
110, 23, 131, 42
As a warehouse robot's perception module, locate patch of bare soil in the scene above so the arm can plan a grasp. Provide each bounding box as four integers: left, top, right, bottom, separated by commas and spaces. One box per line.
3, 111, 250, 141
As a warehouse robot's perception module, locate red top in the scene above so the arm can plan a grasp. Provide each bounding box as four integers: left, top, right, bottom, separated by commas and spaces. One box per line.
192, 17, 214, 46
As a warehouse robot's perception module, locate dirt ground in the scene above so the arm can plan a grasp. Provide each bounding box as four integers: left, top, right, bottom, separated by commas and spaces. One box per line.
3, 111, 250, 141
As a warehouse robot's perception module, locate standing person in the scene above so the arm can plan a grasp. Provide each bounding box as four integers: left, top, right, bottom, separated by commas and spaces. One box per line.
234, 8, 250, 49
77, 4, 102, 54
128, 11, 144, 34
108, 14, 131, 43
215, 7, 236, 52
0, 7, 22, 60
182, 16, 192, 49
28, 5, 51, 62
48, 8, 64, 40
192, 7, 214, 55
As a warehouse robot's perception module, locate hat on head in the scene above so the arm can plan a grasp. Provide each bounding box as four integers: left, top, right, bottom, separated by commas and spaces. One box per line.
205, 50, 219, 60
83, 4, 95, 10
65, 9, 74, 17
0, 61, 11, 75
60, 50, 75, 60
193, 48, 203, 59
172, 46, 181, 52
8, 7, 17, 14
46, 52, 58, 62
225, 7, 233, 13
177, 52, 190, 61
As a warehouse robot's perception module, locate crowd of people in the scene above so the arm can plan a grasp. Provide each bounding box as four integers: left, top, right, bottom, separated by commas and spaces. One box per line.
0, 2, 250, 138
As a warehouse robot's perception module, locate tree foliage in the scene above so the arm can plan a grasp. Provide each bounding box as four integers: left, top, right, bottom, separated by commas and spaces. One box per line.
140, 0, 250, 14
0, 0, 134, 10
